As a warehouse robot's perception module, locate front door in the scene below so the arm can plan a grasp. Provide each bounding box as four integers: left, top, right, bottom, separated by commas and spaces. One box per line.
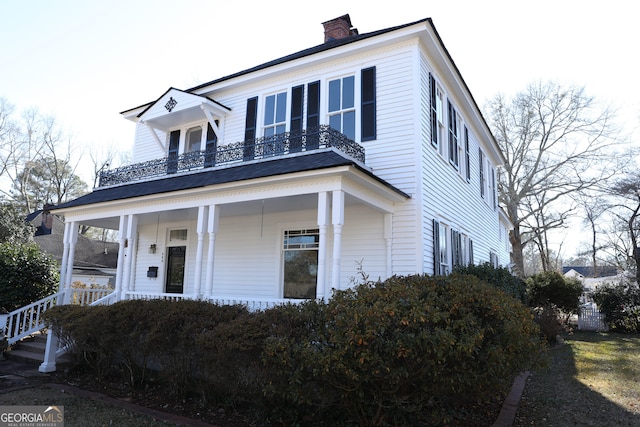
166, 246, 186, 293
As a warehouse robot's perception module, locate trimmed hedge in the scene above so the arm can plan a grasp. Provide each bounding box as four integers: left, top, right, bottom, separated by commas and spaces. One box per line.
454, 262, 527, 303
46, 274, 544, 426
261, 274, 544, 425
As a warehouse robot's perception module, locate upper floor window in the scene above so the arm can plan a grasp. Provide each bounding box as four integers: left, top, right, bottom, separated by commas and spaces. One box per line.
264, 92, 287, 138
328, 75, 355, 140
186, 126, 202, 152
448, 101, 459, 167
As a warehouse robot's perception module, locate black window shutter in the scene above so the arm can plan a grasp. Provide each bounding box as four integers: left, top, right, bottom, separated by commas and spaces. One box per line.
361, 66, 376, 141
429, 73, 437, 147
290, 85, 304, 152
204, 122, 218, 168
433, 219, 441, 276
167, 130, 180, 174
469, 239, 474, 264
244, 97, 258, 160
479, 148, 485, 198
465, 126, 471, 181
306, 81, 320, 149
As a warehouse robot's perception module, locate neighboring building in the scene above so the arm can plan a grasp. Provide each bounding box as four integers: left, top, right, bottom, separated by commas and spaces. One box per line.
50, 14, 510, 305
563, 265, 620, 301
27, 207, 118, 287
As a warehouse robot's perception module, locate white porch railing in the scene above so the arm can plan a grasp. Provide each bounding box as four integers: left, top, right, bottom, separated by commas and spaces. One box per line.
1, 289, 298, 351
124, 292, 299, 311
69, 288, 115, 306
208, 296, 300, 311
124, 291, 198, 302
0, 289, 118, 347
0, 292, 63, 346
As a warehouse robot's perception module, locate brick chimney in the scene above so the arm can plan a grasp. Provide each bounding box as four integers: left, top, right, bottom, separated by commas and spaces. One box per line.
322, 14, 358, 42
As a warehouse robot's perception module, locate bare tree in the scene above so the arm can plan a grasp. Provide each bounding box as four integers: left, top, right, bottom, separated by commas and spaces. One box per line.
485, 81, 626, 276
0, 100, 87, 212
573, 192, 611, 276
609, 173, 640, 283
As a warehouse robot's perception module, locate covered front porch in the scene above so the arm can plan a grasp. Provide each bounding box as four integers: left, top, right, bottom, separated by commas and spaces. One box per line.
54, 153, 409, 309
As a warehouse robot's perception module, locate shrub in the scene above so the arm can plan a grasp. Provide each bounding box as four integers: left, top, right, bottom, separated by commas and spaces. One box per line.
261, 274, 544, 426
0, 242, 59, 312
592, 282, 640, 333
454, 262, 527, 303
44, 304, 116, 378
533, 305, 564, 344
526, 272, 583, 321
45, 299, 268, 407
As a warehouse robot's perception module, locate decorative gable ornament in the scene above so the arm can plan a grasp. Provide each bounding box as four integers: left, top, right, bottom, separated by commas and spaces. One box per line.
165, 97, 178, 112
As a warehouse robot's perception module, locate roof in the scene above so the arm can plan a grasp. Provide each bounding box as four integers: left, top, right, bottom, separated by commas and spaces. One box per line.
120, 15, 500, 162
34, 233, 119, 269
562, 266, 619, 278
122, 18, 433, 115
53, 150, 409, 210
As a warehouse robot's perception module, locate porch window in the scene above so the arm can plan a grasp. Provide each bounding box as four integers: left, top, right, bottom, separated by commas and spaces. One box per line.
328, 75, 355, 140
283, 229, 319, 299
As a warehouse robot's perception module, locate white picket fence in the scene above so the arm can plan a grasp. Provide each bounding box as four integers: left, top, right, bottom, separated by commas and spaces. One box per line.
578, 305, 608, 331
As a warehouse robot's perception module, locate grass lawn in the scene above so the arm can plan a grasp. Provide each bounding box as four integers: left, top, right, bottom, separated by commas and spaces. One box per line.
514, 331, 640, 426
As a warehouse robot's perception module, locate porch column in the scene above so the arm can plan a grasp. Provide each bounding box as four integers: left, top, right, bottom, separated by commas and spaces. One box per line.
331, 190, 344, 290
62, 222, 79, 304
115, 215, 128, 300
194, 206, 208, 297
384, 213, 393, 278
58, 222, 71, 290
122, 215, 138, 294
317, 192, 330, 300
204, 205, 219, 298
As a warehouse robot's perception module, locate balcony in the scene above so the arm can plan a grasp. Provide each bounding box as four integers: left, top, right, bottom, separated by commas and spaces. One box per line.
99, 125, 365, 187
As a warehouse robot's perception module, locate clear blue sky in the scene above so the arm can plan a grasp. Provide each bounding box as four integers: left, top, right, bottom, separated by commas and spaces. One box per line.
1, 0, 638, 254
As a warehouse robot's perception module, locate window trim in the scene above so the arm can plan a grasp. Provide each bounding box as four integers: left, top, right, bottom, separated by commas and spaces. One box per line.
282, 228, 320, 299
327, 74, 356, 140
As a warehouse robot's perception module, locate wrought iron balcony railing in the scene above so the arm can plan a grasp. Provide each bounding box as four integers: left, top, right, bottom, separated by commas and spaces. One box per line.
99, 125, 365, 187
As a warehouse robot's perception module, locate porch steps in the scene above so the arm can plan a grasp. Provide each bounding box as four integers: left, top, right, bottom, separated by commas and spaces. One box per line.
3, 333, 71, 366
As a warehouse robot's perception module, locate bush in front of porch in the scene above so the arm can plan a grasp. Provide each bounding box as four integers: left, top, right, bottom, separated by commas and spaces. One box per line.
260, 273, 545, 425
45, 272, 545, 426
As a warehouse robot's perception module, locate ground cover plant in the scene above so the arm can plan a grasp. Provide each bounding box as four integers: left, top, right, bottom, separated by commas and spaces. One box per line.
514, 331, 640, 426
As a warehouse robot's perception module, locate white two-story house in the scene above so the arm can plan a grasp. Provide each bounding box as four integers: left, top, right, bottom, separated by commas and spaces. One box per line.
50, 14, 510, 308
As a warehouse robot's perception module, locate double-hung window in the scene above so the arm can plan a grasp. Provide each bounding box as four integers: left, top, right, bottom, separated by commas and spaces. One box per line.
263, 91, 287, 156
448, 101, 459, 167
433, 219, 450, 275
328, 75, 355, 140
263, 92, 287, 138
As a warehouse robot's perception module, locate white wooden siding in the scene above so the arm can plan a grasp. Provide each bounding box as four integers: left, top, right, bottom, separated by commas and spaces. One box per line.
125, 33, 506, 281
